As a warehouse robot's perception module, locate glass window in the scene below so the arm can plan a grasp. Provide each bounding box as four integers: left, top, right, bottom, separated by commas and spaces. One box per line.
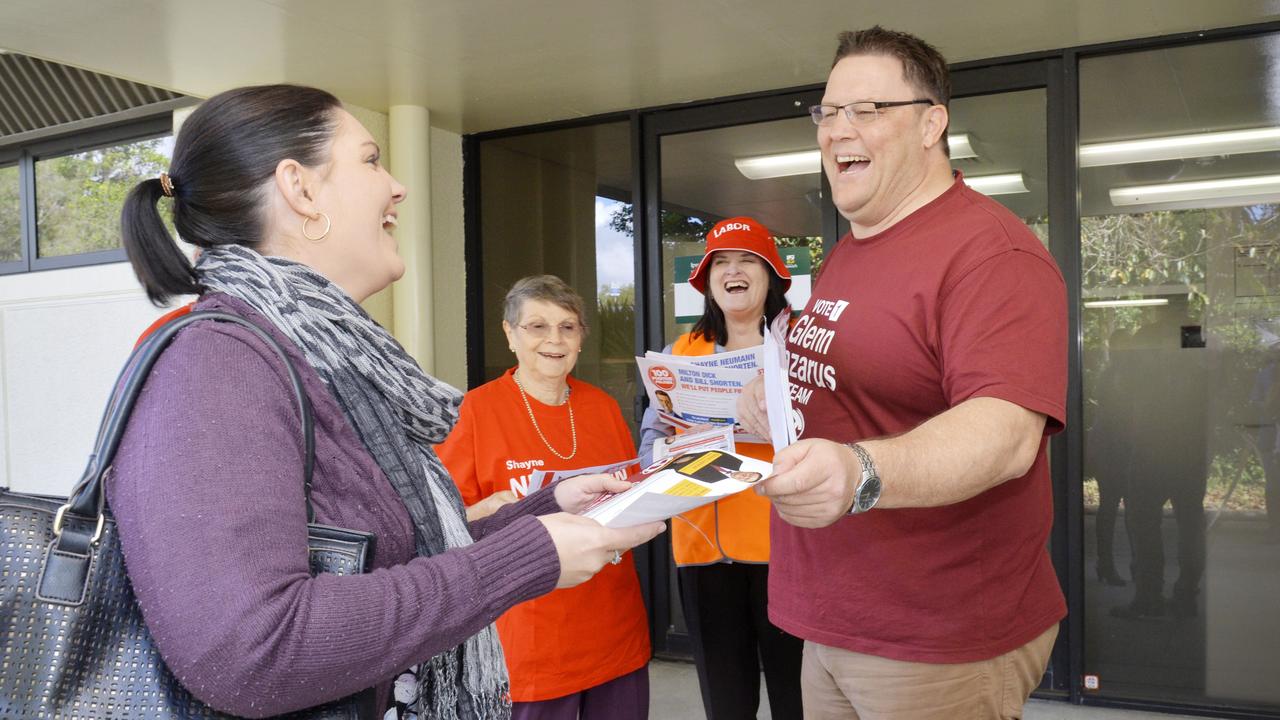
949, 89, 1048, 246
659, 117, 825, 345
477, 122, 635, 417
1, 164, 18, 263
35, 134, 173, 258
1081, 34, 1280, 712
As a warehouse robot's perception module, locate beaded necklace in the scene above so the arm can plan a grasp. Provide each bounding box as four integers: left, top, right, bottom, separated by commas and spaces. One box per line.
513, 370, 577, 460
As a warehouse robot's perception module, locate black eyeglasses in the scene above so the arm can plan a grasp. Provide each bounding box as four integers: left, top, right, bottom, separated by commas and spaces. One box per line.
809, 99, 935, 126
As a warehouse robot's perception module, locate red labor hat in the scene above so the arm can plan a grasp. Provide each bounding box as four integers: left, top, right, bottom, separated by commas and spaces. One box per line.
687, 216, 792, 293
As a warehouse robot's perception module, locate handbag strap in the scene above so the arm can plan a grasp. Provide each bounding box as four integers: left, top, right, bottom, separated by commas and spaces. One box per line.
57, 310, 317, 544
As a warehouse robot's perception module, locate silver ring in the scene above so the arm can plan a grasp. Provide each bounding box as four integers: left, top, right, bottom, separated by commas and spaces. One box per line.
610, 550, 622, 565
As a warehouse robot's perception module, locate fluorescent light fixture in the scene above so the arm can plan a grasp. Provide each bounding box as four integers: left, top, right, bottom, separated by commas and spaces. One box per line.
1084, 298, 1169, 308
1109, 174, 1280, 207
1081, 127, 1280, 168
733, 134, 976, 180
734, 150, 820, 180
965, 173, 1028, 196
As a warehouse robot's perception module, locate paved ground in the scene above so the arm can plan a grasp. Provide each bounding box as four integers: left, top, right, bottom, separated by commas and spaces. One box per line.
648, 659, 1207, 719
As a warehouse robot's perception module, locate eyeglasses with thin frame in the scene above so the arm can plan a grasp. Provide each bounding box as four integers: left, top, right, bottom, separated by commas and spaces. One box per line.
517, 320, 583, 340
808, 99, 934, 126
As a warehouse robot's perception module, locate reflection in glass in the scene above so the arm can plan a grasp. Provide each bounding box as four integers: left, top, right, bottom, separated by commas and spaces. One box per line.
1081, 33, 1280, 712
659, 117, 825, 345
477, 122, 636, 418
949, 89, 1048, 246
35, 135, 173, 258
1, 164, 18, 262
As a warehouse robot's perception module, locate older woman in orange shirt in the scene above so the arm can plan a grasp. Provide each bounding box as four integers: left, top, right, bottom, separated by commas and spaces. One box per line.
438, 275, 650, 720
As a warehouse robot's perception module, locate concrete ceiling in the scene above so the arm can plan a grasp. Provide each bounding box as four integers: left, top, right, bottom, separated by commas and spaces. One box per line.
1, 0, 1278, 134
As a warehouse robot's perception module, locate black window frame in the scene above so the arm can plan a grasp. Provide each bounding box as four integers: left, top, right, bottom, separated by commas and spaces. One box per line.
0, 112, 174, 276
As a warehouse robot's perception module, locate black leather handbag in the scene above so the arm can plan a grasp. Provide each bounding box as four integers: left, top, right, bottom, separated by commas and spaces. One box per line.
0, 311, 379, 719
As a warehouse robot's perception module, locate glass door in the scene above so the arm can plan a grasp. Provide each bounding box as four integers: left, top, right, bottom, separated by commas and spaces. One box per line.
1079, 34, 1280, 713
642, 89, 827, 654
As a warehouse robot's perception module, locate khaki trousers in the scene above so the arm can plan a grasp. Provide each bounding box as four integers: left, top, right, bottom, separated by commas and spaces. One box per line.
800, 624, 1059, 720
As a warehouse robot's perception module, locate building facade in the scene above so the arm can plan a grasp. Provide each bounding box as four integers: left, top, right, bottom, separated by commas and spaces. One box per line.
2, 3, 1279, 716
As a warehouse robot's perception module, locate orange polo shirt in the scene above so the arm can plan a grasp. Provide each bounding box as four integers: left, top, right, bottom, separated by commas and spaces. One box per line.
437, 368, 651, 702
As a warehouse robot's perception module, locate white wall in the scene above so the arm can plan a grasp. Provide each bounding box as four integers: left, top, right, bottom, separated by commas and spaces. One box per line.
0, 262, 173, 495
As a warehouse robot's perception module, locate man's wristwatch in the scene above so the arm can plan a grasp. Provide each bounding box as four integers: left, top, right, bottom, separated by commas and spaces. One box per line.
846, 443, 882, 515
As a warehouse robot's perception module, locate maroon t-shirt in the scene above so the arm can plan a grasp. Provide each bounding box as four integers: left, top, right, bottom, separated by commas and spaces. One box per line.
771, 176, 1068, 663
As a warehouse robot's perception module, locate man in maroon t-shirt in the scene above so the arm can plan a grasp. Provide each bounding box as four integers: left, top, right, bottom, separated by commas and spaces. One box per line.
739, 26, 1067, 719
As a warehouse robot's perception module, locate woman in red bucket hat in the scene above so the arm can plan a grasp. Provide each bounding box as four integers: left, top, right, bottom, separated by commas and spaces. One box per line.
639, 215, 803, 719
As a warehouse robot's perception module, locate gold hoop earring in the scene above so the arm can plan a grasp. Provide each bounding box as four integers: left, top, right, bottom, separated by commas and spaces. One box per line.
302, 212, 331, 242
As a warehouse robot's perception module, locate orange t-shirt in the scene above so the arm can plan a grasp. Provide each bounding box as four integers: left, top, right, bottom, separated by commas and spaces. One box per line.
436, 368, 651, 702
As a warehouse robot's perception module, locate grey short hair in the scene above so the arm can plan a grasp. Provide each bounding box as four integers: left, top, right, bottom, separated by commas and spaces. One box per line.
503, 275, 589, 335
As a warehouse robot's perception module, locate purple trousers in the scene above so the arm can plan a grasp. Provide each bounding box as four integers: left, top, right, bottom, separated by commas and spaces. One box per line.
510, 665, 649, 720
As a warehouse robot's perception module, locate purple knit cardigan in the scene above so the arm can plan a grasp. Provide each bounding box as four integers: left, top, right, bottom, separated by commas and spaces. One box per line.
106, 294, 561, 717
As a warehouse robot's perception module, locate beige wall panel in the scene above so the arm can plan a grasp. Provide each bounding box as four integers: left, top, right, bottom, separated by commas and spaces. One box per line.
429, 127, 467, 390
345, 103, 395, 330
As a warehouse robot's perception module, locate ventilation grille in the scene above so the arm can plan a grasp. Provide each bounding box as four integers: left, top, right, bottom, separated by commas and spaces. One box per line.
0, 52, 183, 138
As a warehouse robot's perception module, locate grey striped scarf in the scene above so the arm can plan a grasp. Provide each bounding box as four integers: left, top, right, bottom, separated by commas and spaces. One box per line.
196, 244, 509, 720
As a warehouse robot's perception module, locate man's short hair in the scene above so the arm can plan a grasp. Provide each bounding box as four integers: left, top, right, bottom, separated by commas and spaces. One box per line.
832, 26, 951, 154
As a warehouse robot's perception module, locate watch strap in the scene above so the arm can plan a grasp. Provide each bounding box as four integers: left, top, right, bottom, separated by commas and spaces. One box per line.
846, 442, 882, 514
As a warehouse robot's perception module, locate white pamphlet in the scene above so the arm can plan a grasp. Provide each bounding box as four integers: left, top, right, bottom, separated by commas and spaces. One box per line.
762, 311, 797, 452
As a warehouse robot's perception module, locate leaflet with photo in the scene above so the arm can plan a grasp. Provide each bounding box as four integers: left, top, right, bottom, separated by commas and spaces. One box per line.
636, 354, 758, 426
583, 449, 773, 528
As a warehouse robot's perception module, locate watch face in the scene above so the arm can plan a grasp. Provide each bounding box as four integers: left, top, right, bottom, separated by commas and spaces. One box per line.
855, 475, 882, 513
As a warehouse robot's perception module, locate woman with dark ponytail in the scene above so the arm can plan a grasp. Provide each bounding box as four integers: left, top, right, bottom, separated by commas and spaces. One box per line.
109, 85, 665, 719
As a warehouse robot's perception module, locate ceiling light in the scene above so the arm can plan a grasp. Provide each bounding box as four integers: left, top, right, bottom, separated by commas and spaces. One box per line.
1109, 174, 1280, 207
949, 134, 976, 160
734, 150, 819, 180
733, 134, 977, 180
966, 173, 1028, 196
1084, 298, 1170, 308
1081, 127, 1280, 167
